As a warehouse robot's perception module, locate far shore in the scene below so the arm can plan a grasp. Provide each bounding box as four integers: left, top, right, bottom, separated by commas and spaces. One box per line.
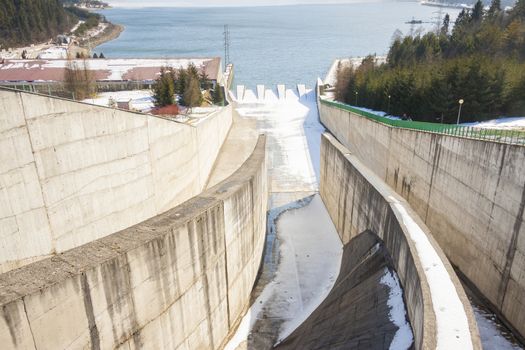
72, 22, 124, 57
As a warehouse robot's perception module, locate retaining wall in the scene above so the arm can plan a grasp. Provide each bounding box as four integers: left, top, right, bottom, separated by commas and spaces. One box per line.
0, 89, 232, 273
320, 133, 481, 350
0, 135, 267, 350
320, 101, 525, 340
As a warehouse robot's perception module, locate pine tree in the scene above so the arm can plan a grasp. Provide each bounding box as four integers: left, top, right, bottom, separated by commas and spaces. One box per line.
487, 0, 501, 18
472, 1, 484, 22
213, 85, 225, 106
441, 14, 450, 36
152, 66, 175, 107
183, 76, 203, 109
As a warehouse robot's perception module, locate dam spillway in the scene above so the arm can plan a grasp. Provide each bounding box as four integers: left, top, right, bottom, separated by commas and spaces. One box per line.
0, 82, 522, 349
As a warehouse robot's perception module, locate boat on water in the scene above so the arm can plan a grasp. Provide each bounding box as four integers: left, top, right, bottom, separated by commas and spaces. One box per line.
420, 0, 473, 10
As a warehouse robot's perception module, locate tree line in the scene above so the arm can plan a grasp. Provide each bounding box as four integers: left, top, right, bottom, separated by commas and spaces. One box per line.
335, 0, 525, 123
0, 0, 76, 48
0, 0, 106, 49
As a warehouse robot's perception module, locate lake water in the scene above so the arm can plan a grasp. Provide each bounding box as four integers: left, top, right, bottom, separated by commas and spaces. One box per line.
96, 1, 460, 88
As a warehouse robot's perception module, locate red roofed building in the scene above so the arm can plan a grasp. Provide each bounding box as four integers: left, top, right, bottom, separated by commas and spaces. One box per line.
0, 57, 223, 92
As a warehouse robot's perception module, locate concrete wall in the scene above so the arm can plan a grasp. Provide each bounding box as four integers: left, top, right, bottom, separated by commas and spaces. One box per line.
0, 89, 232, 273
320, 133, 481, 350
0, 135, 267, 350
320, 101, 525, 340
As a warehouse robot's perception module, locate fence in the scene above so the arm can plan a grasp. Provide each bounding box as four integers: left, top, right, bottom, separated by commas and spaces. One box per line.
321, 98, 525, 146
0, 81, 154, 100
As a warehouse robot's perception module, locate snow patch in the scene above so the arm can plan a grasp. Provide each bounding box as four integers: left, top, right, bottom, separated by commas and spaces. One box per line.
462, 117, 525, 130
380, 268, 414, 350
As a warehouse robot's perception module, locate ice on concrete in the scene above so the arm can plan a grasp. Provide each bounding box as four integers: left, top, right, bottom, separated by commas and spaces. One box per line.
380, 268, 414, 350
388, 196, 473, 350
471, 303, 524, 350
224, 195, 343, 350
273, 195, 343, 343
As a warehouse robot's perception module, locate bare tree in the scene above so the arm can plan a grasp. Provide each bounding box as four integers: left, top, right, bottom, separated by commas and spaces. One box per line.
63, 58, 96, 100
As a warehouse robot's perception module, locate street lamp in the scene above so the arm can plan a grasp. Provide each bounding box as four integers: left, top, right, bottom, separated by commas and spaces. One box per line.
355, 91, 358, 106
388, 95, 391, 114
456, 99, 464, 125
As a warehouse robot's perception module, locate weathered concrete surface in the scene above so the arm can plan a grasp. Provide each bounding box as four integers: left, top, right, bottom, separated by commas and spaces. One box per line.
0, 89, 232, 273
276, 231, 401, 350
320, 101, 525, 341
319, 133, 481, 350
0, 135, 267, 350
206, 109, 259, 189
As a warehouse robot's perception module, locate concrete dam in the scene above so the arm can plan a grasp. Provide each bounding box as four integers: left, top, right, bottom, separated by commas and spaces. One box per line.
0, 83, 522, 349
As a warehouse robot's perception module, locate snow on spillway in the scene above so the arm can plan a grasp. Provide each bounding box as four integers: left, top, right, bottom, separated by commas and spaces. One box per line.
388, 196, 473, 350
380, 268, 414, 350
234, 87, 321, 192
224, 87, 343, 349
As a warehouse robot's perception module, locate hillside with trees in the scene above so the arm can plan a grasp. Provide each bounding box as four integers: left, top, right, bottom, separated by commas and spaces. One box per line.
0, 0, 77, 48
335, 0, 525, 123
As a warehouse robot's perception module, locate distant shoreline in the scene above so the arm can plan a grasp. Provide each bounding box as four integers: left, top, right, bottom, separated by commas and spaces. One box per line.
90, 22, 124, 49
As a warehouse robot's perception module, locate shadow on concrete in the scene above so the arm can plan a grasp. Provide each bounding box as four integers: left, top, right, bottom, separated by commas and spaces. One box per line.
275, 230, 414, 350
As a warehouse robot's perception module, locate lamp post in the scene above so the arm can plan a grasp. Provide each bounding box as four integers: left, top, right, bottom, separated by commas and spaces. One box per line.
355, 91, 358, 106
456, 99, 464, 125
388, 94, 391, 114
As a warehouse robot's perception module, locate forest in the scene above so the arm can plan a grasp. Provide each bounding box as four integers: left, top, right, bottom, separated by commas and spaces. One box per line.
0, 0, 105, 49
335, 0, 525, 123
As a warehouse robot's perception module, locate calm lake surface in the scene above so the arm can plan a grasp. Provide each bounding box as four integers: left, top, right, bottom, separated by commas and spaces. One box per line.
96, 1, 460, 88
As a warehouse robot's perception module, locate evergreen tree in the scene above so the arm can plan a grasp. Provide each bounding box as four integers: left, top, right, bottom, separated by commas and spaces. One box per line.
510, 0, 525, 20
213, 85, 225, 106
152, 66, 175, 107
0, 0, 75, 48
183, 76, 203, 109
488, 0, 502, 18
472, 1, 484, 22
93, 53, 98, 59
334, 0, 525, 123
441, 14, 450, 36
175, 68, 187, 96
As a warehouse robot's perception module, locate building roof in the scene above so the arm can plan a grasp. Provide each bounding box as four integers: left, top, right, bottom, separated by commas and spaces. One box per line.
0, 57, 222, 83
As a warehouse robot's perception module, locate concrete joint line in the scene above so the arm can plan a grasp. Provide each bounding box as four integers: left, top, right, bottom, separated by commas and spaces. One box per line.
17, 92, 56, 254
499, 182, 525, 307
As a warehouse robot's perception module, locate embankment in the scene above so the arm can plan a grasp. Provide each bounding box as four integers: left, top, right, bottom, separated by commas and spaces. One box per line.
319, 133, 481, 350
0, 135, 267, 350
320, 100, 525, 341
0, 89, 232, 273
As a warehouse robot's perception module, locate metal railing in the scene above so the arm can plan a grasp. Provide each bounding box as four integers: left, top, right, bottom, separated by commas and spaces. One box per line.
320, 98, 525, 146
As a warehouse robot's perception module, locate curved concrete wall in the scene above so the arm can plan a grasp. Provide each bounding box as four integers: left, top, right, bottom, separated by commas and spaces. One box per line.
0, 135, 267, 350
0, 89, 232, 273
320, 133, 481, 350
320, 101, 525, 340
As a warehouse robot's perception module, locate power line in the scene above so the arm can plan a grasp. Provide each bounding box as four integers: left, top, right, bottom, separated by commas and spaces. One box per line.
433, 8, 444, 34
224, 25, 230, 66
